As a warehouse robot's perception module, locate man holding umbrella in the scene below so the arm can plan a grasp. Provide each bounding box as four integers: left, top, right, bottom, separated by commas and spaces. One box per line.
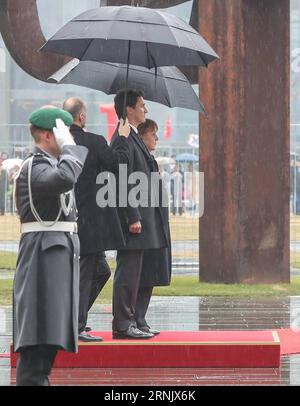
111, 89, 168, 339
63, 97, 131, 343
40, 3, 218, 341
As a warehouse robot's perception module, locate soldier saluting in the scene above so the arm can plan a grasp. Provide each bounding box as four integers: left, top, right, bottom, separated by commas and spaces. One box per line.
13, 107, 88, 386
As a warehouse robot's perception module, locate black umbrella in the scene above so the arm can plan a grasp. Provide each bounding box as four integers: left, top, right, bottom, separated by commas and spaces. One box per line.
40, 6, 218, 69
48, 59, 207, 114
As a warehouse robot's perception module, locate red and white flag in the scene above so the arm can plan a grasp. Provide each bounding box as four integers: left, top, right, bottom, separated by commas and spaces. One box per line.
163, 115, 173, 140
100, 104, 118, 142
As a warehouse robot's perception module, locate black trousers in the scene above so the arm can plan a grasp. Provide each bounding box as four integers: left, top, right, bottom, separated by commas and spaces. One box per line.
135, 286, 153, 329
112, 250, 154, 332
78, 252, 111, 333
16, 345, 59, 386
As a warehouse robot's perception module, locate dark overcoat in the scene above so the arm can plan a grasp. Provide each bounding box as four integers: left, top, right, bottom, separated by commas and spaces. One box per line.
111, 128, 171, 285
140, 157, 172, 287
13, 145, 87, 353
70, 124, 130, 255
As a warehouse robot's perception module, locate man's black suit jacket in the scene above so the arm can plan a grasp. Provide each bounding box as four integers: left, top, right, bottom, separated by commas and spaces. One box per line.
110, 127, 168, 251
70, 124, 130, 256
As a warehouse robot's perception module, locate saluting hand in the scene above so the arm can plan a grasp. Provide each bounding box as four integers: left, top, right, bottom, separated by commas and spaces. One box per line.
53, 119, 76, 149
118, 118, 130, 138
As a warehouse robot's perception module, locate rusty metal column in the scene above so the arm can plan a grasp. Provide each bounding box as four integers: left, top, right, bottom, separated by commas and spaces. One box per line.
199, 0, 290, 284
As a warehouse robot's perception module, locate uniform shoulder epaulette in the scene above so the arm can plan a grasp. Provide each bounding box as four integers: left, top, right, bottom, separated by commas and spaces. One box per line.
23, 152, 45, 160
32, 152, 46, 158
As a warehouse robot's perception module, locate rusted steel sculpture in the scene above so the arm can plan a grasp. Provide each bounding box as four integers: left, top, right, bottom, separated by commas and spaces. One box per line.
199, 0, 290, 284
0, 0, 72, 81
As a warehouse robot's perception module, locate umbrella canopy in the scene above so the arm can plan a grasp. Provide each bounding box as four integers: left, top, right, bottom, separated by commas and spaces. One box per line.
176, 153, 198, 162
155, 157, 176, 165
48, 59, 207, 114
41, 6, 218, 69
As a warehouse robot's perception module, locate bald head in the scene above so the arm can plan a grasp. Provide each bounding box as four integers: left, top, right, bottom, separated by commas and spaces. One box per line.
63, 97, 87, 128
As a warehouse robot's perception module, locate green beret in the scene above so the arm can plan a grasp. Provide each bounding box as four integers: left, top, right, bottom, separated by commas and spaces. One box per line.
29, 108, 73, 130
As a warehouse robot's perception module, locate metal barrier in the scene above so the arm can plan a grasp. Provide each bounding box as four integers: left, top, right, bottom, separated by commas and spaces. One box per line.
0, 124, 200, 272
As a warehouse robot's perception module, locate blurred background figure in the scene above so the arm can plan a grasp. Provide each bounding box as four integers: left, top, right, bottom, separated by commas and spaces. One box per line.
0, 157, 23, 214
159, 165, 171, 208
184, 163, 198, 216
0, 160, 8, 215
8, 165, 21, 214
295, 167, 300, 215
171, 164, 183, 216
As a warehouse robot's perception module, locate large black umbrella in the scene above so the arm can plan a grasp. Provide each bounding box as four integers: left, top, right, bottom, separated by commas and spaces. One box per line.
48, 59, 207, 114
40, 6, 218, 69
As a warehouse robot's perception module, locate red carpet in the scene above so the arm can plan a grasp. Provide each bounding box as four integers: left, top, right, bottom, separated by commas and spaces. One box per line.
11, 330, 281, 368
277, 329, 300, 355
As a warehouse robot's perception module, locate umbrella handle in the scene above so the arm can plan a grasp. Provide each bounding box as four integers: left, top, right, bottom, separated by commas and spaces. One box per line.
122, 40, 132, 120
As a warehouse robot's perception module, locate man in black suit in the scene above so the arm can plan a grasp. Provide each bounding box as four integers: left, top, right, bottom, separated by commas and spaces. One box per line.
110, 90, 168, 339
63, 97, 130, 342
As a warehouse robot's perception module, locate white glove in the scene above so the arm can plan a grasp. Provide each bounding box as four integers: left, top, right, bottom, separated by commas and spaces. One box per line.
53, 119, 76, 149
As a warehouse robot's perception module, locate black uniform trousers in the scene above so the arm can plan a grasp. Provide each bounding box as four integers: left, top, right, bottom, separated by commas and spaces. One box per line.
112, 250, 153, 332
78, 252, 111, 333
16, 345, 59, 386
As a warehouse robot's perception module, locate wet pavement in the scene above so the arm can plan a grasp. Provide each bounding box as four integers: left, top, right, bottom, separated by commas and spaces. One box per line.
1, 296, 300, 386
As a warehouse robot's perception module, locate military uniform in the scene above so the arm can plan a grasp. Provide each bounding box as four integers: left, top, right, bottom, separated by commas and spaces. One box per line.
13, 108, 87, 385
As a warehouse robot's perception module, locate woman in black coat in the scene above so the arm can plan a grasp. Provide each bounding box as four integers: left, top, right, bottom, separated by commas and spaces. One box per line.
135, 119, 172, 332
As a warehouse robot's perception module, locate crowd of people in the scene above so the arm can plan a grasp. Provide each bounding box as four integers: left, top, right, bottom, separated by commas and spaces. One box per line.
1, 161, 200, 219
160, 162, 199, 217
0, 152, 199, 218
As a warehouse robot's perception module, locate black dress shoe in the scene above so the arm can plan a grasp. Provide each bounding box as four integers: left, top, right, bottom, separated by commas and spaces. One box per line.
113, 326, 154, 339
78, 331, 103, 342
139, 326, 160, 336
